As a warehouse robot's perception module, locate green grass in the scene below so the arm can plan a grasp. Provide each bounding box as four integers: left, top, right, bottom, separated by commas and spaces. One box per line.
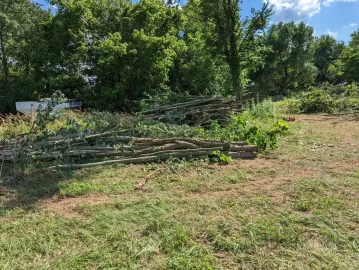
1, 114, 359, 269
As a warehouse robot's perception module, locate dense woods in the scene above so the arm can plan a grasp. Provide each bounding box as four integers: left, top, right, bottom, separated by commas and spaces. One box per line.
0, 0, 358, 113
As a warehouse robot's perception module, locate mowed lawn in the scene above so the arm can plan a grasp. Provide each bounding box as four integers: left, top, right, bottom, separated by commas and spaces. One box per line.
1, 115, 359, 269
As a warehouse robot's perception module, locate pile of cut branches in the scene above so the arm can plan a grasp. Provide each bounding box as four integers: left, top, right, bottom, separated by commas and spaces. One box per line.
139, 97, 242, 125
0, 129, 257, 171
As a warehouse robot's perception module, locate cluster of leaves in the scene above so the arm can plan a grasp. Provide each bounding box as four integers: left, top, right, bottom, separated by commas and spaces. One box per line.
0, 0, 274, 114
208, 151, 232, 164
279, 84, 359, 114
245, 98, 277, 118
208, 116, 289, 151
133, 113, 289, 152
299, 89, 336, 113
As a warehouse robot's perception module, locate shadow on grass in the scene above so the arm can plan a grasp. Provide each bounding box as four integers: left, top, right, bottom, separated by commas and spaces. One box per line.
0, 162, 108, 211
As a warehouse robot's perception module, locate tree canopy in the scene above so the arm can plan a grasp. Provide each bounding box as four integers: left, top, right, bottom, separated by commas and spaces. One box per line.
0, 0, 358, 113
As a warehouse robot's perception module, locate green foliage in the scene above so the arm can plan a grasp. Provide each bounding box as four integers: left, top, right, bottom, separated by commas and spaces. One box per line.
1, 0, 358, 114
253, 22, 316, 96
168, 246, 220, 270
59, 181, 98, 196
200, 0, 272, 98
313, 35, 345, 83
241, 214, 302, 248
209, 151, 232, 164
208, 116, 289, 151
276, 98, 301, 114
0, 0, 49, 112
276, 83, 359, 114
342, 30, 359, 83
299, 89, 336, 113
245, 98, 277, 118
133, 112, 289, 152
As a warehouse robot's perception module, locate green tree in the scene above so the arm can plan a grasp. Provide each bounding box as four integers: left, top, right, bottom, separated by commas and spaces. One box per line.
313, 35, 345, 83
168, 0, 231, 96
0, 0, 49, 112
254, 22, 316, 95
90, 0, 186, 110
342, 29, 359, 82
199, 0, 272, 100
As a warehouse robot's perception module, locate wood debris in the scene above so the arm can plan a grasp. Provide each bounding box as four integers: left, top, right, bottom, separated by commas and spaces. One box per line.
0, 130, 257, 170
139, 96, 242, 125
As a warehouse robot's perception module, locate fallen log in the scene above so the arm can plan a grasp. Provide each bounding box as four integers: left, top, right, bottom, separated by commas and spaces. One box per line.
227, 152, 257, 159
43, 148, 256, 171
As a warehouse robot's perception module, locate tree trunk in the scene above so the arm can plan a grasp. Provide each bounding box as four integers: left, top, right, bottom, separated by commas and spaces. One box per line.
229, 60, 241, 101
0, 32, 8, 84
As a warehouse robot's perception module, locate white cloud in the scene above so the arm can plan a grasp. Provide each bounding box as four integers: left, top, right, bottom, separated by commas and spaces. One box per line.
323, 0, 358, 7
343, 22, 357, 28
327, 29, 338, 37
267, 0, 321, 21
267, 0, 358, 21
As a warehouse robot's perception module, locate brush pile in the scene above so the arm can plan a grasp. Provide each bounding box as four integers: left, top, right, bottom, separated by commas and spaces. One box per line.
139, 96, 242, 125
0, 129, 257, 170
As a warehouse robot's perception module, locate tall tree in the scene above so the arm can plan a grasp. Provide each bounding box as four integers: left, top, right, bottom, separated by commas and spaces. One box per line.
199, 0, 272, 100
0, 0, 49, 112
168, 0, 231, 96
254, 22, 316, 95
313, 35, 345, 83
342, 29, 359, 82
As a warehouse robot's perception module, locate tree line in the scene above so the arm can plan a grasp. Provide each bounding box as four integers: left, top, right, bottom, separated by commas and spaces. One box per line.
0, 0, 358, 113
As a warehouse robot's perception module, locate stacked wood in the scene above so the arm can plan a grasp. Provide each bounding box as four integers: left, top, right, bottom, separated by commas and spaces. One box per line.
139, 97, 242, 125
0, 130, 257, 170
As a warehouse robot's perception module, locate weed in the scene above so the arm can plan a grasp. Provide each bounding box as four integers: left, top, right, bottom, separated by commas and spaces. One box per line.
241, 214, 302, 248
161, 226, 192, 253
299, 89, 336, 113
226, 170, 249, 184
59, 181, 100, 196
209, 151, 232, 164
167, 246, 221, 270
245, 99, 277, 118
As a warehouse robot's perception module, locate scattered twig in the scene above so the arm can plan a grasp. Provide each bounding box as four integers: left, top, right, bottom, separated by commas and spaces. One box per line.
134, 165, 170, 191
139, 96, 242, 125
169, 164, 183, 181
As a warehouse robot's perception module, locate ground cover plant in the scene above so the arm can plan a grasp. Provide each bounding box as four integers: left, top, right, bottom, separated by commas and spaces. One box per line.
1, 101, 359, 269
277, 83, 359, 115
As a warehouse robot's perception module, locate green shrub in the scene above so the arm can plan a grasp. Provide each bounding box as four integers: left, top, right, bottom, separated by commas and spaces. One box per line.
276, 98, 301, 114
299, 89, 336, 113
208, 151, 232, 164
245, 99, 277, 118
208, 116, 289, 151
336, 98, 359, 112
133, 115, 289, 152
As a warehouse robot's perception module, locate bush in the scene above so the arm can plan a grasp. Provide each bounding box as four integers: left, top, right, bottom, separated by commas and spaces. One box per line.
275, 98, 301, 114
336, 98, 359, 112
245, 99, 277, 118
299, 89, 336, 113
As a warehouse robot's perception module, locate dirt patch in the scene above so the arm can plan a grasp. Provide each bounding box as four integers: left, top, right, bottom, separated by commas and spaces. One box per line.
39, 194, 111, 218
205, 158, 279, 171
327, 158, 359, 171
183, 178, 293, 202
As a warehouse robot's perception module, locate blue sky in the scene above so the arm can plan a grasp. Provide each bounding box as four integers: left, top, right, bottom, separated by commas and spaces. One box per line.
33, 0, 359, 42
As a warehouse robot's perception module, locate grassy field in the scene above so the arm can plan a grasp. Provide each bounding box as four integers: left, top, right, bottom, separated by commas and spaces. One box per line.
1, 114, 359, 269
